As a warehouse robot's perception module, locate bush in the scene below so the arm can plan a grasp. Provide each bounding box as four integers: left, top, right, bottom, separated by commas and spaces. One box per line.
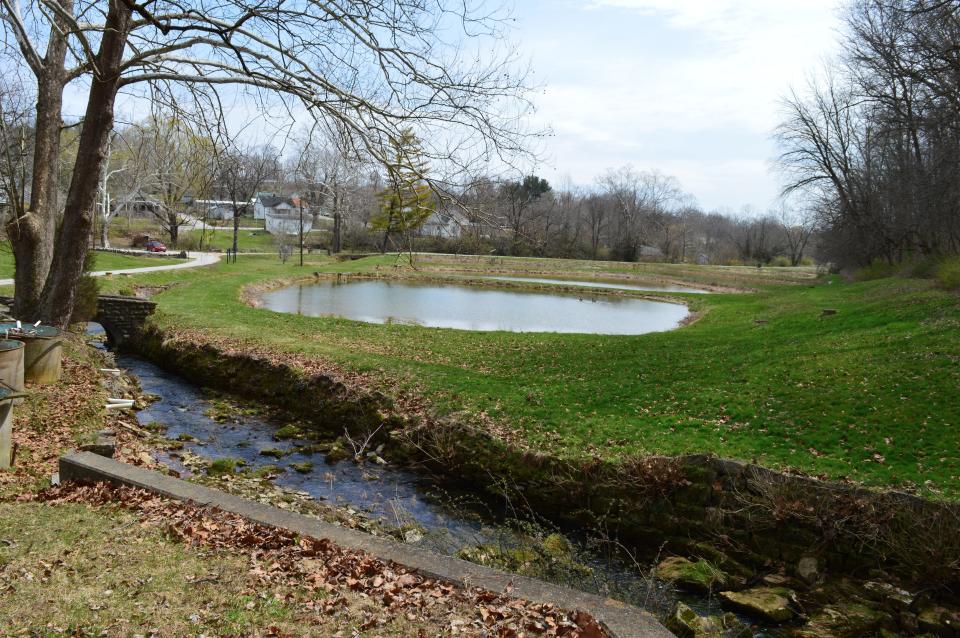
853, 260, 897, 281
937, 256, 960, 290
902, 256, 940, 279
175, 233, 202, 251
769, 255, 792, 267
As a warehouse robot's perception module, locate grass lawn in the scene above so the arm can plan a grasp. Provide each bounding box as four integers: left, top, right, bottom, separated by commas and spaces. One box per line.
0, 246, 184, 279
100, 253, 960, 498
181, 228, 329, 253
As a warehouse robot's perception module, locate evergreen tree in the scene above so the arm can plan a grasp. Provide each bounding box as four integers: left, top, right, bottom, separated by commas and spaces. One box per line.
371, 130, 435, 262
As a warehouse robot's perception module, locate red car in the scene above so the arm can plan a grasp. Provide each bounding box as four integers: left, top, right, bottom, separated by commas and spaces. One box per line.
144, 240, 167, 253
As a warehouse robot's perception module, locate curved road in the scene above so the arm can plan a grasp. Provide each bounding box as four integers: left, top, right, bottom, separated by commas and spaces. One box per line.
0, 251, 221, 287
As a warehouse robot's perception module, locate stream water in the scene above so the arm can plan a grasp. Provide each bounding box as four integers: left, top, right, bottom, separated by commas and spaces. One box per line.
88, 331, 778, 635
258, 280, 689, 335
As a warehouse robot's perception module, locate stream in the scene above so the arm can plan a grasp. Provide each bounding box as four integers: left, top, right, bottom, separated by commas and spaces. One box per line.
106, 347, 780, 636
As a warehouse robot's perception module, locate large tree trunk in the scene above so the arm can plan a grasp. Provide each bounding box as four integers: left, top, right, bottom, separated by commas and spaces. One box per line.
7, 2, 72, 320
39, 0, 133, 326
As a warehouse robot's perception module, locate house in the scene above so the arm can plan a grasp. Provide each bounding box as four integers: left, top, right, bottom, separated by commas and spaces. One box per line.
182, 197, 248, 220
254, 192, 309, 220
420, 209, 467, 239
265, 209, 314, 236
255, 193, 314, 235
113, 190, 164, 218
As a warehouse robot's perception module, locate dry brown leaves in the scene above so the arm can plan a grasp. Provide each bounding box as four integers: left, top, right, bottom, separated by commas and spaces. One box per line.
0, 354, 108, 491
28, 482, 608, 637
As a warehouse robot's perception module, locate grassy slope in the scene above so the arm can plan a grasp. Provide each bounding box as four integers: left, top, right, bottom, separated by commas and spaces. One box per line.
103, 254, 960, 497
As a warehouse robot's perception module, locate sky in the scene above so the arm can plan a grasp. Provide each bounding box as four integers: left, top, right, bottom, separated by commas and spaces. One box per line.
512, 0, 844, 212
55, 0, 844, 213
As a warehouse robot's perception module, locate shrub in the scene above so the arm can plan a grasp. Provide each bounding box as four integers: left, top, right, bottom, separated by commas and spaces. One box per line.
937, 256, 960, 290
175, 233, 202, 251
853, 260, 897, 281
769, 256, 792, 267
902, 256, 940, 279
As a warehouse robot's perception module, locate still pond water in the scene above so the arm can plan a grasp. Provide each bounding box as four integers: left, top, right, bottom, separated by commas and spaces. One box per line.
259, 280, 689, 335
479, 275, 710, 294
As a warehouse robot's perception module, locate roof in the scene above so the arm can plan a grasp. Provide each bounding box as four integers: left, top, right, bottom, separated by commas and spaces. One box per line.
257, 193, 309, 209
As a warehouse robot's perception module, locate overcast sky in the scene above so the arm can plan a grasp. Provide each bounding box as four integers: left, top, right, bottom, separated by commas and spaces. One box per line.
514, 0, 843, 212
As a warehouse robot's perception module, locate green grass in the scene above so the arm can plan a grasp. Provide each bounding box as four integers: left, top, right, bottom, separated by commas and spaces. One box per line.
0, 246, 183, 278
181, 228, 329, 253
101, 253, 960, 497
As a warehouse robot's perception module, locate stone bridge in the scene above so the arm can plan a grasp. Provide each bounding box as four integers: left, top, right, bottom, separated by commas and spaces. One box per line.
94, 295, 157, 347
0, 294, 156, 348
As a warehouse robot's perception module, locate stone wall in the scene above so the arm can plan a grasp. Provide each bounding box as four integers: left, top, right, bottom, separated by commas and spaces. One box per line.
95, 295, 157, 347
133, 325, 960, 590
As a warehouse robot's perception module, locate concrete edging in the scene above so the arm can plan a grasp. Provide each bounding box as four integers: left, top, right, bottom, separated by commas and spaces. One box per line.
59, 451, 673, 638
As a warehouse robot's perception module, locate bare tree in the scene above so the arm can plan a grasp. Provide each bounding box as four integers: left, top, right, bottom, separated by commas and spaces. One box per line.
0, 75, 33, 229
0, 0, 535, 324
215, 144, 278, 258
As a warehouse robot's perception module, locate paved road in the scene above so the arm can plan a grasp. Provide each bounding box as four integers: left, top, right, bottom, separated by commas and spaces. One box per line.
0, 251, 221, 286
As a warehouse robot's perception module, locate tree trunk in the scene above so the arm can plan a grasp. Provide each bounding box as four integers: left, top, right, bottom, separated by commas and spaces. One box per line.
39, 0, 133, 326
99, 217, 110, 248
232, 209, 240, 257
7, 2, 73, 320
332, 211, 342, 253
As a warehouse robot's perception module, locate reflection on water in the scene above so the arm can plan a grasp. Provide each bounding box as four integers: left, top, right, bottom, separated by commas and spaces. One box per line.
259, 280, 689, 335
480, 275, 710, 294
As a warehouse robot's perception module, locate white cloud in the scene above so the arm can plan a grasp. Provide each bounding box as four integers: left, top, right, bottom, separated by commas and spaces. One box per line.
520, 0, 843, 210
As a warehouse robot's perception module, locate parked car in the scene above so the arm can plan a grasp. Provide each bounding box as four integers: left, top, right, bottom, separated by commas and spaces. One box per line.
144, 240, 167, 253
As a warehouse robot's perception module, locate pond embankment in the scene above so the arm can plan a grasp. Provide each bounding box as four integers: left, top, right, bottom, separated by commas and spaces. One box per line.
130, 323, 960, 637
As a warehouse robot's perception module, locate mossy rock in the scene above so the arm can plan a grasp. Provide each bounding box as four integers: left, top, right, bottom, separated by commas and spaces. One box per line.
176, 433, 198, 442
917, 604, 960, 637
541, 533, 572, 558
291, 461, 314, 473
666, 602, 751, 638
719, 587, 796, 623
259, 448, 289, 458
657, 556, 730, 592
791, 602, 893, 638
143, 421, 168, 433
325, 440, 351, 463
689, 542, 755, 579
245, 464, 284, 478
456, 543, 592, 582
207, 457, 243, 476
293, 442, 331, 455
273, 424, 303, 440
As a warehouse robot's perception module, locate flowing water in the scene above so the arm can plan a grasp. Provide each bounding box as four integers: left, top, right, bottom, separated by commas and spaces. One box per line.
107, 352, 781, 636
258, 280, 689, 335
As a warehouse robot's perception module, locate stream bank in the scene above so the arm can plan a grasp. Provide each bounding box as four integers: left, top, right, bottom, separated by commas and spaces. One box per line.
128, 325, 960, 637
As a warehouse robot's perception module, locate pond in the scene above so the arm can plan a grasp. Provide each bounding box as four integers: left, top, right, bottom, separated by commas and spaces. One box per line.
258, 280, 689, 335
479, 275, 711, 294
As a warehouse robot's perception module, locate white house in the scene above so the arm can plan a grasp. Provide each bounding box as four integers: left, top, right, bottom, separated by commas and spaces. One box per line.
183, 198, 248, 220
254, 193, 310, 220
420, 209, 467, 239
265, 210, 314, 236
